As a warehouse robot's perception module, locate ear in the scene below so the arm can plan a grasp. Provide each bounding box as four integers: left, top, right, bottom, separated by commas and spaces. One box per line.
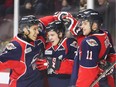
23, 27, 29, 35
59, 32, 63, 38
92, 22, 98, 30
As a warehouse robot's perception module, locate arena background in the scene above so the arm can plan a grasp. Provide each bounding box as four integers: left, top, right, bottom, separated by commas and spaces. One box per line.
0, 0, 115, 87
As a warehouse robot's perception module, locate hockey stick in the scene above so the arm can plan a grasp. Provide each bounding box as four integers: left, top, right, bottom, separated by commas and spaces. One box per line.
90, 61, 116, 87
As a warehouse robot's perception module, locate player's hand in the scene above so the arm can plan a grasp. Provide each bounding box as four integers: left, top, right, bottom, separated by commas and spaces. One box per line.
36, 59, 48, 70
53, 11, 72, 21
63, 15, 83, 36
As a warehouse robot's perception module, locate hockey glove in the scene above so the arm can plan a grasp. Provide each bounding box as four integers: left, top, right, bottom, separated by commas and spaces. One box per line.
62, 15, 83, 36
36, 59, 48, 70
47, 57, 61, 74
36, 57, 61, 72
53, 11, 72, 21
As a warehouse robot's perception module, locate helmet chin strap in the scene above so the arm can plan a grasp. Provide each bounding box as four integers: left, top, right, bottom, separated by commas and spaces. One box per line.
25, 34, 33, 42
24, 28, 33, 42
57, 33, 64, 46
57, 38, 63, 46
26, 26, 30, 35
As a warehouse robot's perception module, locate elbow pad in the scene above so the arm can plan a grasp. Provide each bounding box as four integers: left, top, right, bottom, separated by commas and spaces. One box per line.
39, 16, 55, 27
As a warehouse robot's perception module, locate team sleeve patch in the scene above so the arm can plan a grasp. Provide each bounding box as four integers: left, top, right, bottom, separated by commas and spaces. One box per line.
86, 39, 98, 46
6, 43, 16, 50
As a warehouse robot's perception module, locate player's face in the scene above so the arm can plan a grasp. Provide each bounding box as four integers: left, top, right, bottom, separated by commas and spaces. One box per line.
47, 31, 60, 46
81, 20, 91, 36
28, 25, 39, 41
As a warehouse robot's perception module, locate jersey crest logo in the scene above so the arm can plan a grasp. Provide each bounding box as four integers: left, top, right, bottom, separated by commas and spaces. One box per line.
45, 50, 52, 55
86, 39, 98, 46
6, 43, 16, 50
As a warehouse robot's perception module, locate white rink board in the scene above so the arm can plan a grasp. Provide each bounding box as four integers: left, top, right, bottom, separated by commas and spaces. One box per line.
0, 72, 10, 84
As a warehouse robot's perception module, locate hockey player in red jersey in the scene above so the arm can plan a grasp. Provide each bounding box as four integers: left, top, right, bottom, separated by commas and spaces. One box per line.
36, 20, 77, 87
0, 15, 46, 87
63, 9, 116, 87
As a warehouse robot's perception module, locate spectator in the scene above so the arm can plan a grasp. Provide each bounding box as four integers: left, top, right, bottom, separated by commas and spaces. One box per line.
79, 0, 87, 11
20, 0, 34, 17
61, 0, 80, 14
33, 0, 56, 16
34, 0, 49, 15
95, 0, 115, 30
61, 0, 73, 12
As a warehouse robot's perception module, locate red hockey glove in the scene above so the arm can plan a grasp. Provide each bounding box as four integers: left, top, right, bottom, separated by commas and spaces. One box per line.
36, 59, 48, 70
53, 11, 72, 21
63, 15, 82, 36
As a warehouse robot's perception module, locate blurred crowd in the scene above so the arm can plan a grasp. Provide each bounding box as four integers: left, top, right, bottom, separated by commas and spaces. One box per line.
0, 0, 116, 53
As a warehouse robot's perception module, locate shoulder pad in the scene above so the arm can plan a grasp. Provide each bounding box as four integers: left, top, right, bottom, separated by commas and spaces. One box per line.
6, 43, 16, 50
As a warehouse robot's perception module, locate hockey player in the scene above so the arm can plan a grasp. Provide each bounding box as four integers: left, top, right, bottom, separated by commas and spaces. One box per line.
63, 9, 116, 87
36, 20, 77, 87
0, 15, 46, 87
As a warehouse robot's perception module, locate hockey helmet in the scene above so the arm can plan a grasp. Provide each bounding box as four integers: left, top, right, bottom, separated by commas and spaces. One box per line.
19, 15, 39, 31
76, 10, 84, 19
81, 9, 103, 25
46, 21, 66, 36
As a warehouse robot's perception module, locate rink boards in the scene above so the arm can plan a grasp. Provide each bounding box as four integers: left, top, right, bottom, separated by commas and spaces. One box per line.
0, 69, 10, 87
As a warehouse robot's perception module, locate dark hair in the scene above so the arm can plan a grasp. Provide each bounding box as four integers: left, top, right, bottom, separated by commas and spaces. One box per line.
46, 21, 66, 37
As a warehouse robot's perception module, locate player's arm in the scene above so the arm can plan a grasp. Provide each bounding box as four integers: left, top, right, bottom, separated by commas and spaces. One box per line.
0, 41, 22, 70
53, 38, 77, 74
104, 31, 116, 63
39, 16, 55, 27
76, 38, 100, 87
69, 54, 79, 86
